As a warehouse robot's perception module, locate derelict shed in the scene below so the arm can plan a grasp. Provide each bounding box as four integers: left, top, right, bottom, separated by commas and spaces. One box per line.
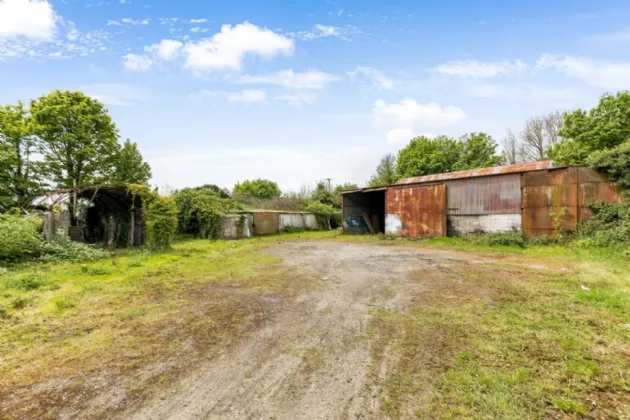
341, 161, 624, 238
42, 186, 145, 247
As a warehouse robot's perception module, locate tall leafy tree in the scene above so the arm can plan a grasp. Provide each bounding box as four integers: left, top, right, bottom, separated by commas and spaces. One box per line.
31, 90, 120, 223
311, 180, 335, 206
0, 102, 44, 211
454, 132, 503, 171
233, 179, 282, 199
550, 91, 630, 165
397, 135, 462, 178
369, 153, 398, 187
111, 139, 152, 185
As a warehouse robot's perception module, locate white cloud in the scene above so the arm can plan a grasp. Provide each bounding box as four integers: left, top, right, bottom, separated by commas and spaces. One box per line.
386, 129, 434, 145
183, 22, 293, 71
465, 83, 581, 100
373, 99, 466, 127
386, 128, 415, 145
534, 54, 630, 90
195, 89, 267, 103
587, 28, 630, 42
120, 17, 150, 25
347, 66, 395, 89
288, 24, 342, 41
227, 89, 267, 103
238, 70, 338, 90
430, 59, 529, 78
274, 91, 316, 108
190, 18, 207, 23
0, 0, 58, 40
123, 53, 153, 71
145, 39, 182, 61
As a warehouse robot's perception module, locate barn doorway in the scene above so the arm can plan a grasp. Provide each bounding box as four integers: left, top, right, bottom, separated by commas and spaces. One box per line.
341, 189, 386, 234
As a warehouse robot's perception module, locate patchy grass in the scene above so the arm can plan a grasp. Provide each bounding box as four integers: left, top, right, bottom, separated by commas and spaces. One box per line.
0, 235, 314, 418
361, 235, 630, 419
2, 230, 630, 418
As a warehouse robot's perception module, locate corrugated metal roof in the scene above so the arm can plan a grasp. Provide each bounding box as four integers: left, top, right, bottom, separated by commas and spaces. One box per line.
395, 161, 555, 185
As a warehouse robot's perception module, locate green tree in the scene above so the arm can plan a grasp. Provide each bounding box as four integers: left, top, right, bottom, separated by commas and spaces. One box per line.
0, 102, 44, 211
30, 91, 119, 224
396, 135, 462, 178
111, 139, 152, 184
311, 181, 335, 206
111, 139, 152, 185
233, 179, 282, 199
454, 132, 503, 171
369, 153, 398, 187
550, 91, 630, 165
587, 140, 630, 193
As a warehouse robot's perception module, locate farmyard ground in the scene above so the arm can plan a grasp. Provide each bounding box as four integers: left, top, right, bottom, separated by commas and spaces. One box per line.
1, 232, 629, 419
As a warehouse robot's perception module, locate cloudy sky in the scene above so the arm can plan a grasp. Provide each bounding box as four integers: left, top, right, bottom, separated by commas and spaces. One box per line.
1, 0, 630, 191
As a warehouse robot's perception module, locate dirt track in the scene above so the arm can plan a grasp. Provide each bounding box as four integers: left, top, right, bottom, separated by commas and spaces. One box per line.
121, 241, 478, 419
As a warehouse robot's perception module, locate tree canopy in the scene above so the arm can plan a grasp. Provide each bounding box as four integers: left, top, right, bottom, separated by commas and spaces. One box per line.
0, 102, 44, 211
453, 132, 503, 171
369, 153, 397, 187
233, 179, 282, 199
31, 90, 120, 189
111, 139, 152, 185
396, 133, 502, 178
550, 91, 630, 166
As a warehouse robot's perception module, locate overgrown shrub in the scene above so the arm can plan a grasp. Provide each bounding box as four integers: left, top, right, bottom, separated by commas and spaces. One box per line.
40, 235, 109, 262
587, 140, 630, 193
145, 195, 178, 250
301, 200, 336, 229
173, 186, 240, 239
574, 202, 630, 247
0, 213, 42, 261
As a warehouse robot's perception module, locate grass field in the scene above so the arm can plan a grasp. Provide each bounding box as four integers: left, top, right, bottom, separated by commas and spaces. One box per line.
1, 231, 629, 418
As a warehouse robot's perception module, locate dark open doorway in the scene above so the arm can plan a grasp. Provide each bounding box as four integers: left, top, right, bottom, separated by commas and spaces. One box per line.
341, 189, 386, 234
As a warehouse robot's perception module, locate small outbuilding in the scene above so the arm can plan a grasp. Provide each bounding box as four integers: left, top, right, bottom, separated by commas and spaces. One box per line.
221, 210, 322, 239
38, 186, 145, 247
341, 161, 624, 238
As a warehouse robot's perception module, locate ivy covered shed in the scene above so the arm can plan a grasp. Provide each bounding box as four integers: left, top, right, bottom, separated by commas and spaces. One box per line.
40, 186, 145, 247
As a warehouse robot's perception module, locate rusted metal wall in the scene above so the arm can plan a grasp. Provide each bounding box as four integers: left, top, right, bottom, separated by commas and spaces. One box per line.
446, 174, 521, 215
522, 167, 623, 236
253, 212, 279, 236
522, 168, 578, 236
385, 184, 446, 238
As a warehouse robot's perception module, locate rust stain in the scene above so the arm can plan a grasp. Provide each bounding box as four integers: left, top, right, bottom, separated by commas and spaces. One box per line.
386, 184, 446, 238
522, 167, 623, 236
396, 161, 554, 185
253, 212, 278, 236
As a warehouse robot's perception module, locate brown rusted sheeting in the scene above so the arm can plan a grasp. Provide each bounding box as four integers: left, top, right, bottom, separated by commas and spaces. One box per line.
522, 167, 624, 236
396, 160, 554, 185
522, 168, 578, 236
253, 212, 278, 236
446, 174, 521, 215
386, 184, 446, 238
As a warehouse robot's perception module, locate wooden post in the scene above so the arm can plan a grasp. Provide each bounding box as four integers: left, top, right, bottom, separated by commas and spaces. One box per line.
128, 211, 135, 247
107, 214, 116, 248
43, 211, 55, 242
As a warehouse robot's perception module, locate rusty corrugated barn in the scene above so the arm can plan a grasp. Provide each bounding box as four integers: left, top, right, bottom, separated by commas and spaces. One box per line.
341, 161, 624, 238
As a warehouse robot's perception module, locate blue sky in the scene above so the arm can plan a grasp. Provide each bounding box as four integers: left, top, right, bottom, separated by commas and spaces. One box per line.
1, 0, 630, 191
